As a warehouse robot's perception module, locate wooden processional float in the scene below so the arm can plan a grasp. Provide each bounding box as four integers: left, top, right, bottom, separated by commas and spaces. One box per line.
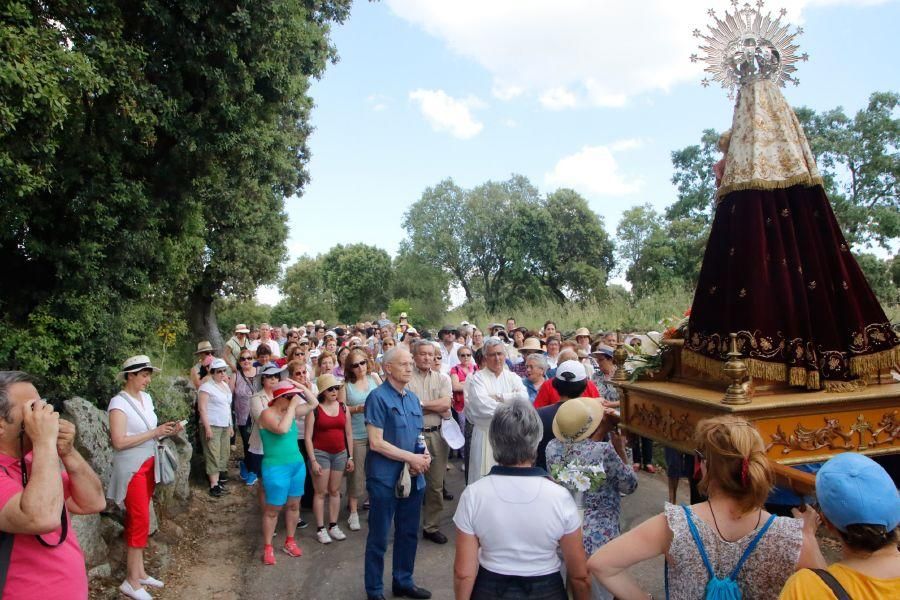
613, 2, 900, 496
611, 334, 899, 495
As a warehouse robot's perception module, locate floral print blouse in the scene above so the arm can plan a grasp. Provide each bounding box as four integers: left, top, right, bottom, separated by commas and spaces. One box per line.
546, 438, 637, 555
663, 502, 803, 600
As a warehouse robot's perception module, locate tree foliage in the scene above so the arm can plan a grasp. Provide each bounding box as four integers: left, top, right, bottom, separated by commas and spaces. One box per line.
279, 244, 393, 324
403, 175, 614, 311
796, 92, 899, 249
0, 1, 351, 400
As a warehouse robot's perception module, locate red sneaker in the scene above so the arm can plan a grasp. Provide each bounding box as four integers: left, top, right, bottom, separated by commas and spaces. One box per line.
283, 538, 302, 558
263, 544, 276, 565
644, 464, 658, 474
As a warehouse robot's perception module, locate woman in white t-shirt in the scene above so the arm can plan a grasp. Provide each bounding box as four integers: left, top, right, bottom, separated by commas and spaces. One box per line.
198, 358, 233, 497
108, 355, 182, 600
453, 401, 590, 600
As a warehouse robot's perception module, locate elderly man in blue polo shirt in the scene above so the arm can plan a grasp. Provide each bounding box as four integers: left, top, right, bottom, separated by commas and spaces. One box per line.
364, 347, 433, 600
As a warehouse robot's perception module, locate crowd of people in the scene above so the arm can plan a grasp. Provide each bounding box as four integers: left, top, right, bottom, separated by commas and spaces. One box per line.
0, 314, 895, 600
183, 315, 897, 599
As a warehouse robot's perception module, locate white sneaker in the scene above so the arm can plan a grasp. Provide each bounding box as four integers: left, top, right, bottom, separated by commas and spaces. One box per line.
120, 580, 153, 600
328, 525, 347, 541
316, 528, 333, 544
347, 512, 361, 531
140, 576, 164, 588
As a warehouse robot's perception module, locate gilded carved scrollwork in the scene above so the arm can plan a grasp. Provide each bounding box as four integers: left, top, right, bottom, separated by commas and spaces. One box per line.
767, 412, 898, 455
632, 403, 695, 442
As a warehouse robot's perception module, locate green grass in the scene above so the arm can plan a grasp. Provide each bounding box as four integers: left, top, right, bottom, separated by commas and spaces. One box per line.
446, 286, 694, 335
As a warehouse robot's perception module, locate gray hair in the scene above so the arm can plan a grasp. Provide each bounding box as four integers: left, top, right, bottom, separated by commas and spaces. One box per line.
489, 401, 543, 466
525, 353, 549, 371
381, 347, 401, 366
410, 339, 435, 356
0, 371, 33, 422
482, 336, 507, 355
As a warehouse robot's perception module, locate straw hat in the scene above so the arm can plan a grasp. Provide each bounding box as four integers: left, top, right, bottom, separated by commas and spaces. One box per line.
574, 327, 592, 339
234, 323, 250, 334
120, 355, 161, 378
519, 337, 544, 353
316, 374, 342, 394
552, 397, 604, 442
194, 340, 214, 354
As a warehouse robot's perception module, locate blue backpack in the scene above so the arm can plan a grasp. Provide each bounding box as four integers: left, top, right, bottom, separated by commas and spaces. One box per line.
677, 504, 776, 600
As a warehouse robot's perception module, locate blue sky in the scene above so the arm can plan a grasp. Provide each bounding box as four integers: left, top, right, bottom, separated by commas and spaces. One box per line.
259, 0, 899, 304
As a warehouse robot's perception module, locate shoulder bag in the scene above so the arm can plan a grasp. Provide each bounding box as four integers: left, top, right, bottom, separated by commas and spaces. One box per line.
118, 393, 179, 485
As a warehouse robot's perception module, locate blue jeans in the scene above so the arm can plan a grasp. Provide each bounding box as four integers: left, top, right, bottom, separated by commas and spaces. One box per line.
364, 481, 425, 596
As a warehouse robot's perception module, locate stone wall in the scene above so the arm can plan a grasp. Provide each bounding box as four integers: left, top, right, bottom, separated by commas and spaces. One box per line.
62, 396, 194, 581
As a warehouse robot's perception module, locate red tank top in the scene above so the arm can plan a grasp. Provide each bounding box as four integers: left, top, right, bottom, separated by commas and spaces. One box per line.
312, 403, 348, 454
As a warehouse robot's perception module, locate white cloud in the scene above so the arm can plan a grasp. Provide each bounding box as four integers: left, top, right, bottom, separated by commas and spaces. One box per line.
539, 87, 578, 110
502, 118, 518, 128
386, 0, 881, 109
492, 83, 524, 101
545, 140, 644, 197
409, 89, 485, 139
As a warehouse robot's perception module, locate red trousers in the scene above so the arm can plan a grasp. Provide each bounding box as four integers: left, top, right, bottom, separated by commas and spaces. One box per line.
124, 457, 156, 548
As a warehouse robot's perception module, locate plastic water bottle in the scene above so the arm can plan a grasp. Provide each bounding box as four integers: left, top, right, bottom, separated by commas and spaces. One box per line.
415, 433, 426, 454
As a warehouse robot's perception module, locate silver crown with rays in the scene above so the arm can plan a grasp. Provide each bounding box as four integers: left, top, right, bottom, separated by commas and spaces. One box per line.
691, 0, 809, 98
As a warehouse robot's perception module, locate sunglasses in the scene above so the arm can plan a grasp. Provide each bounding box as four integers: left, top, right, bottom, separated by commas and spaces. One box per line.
293, 371, 305, 377
351, 360, 367, 369
325, 386, 340, 393
240, 356, 253, 361
210, 369, 226, 375
459, 353, 472, 358
694, 449, 705, 462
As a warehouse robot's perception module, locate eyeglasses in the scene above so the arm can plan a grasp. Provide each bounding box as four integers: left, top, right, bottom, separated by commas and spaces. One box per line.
240, 356, 253, 361
325, 386, 340, 393
351, 360, 367, 369
210, 369, 226, 375
459, 353, 472, 358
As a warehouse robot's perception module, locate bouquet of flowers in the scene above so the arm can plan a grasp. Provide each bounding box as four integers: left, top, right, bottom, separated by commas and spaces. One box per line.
550, 461, 606, 493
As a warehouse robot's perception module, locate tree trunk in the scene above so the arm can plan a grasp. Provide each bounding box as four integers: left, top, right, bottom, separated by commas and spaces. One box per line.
188, 286, 224, 351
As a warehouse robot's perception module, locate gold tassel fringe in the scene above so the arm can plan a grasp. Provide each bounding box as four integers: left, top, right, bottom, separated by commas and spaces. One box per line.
849, 346, 900, 376
717, 174, 824, 199
681, 348, 861, 392
824, 379, 867, 393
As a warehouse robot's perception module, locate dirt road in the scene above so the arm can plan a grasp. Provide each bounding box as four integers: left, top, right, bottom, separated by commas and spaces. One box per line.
155, 458, 677, 600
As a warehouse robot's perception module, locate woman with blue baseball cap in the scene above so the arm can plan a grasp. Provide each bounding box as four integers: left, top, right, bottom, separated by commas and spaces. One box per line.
779, 452, 899, 599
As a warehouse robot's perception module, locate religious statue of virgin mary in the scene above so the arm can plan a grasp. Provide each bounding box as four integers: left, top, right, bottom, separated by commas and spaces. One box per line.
682, 2, 899, 390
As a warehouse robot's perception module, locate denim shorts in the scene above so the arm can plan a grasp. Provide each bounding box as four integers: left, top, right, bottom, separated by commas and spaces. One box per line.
261, 461, 306, 506
313, 449, 348, 472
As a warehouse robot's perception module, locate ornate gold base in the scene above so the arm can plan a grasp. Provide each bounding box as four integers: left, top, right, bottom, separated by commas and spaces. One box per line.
618, 379, 900, 465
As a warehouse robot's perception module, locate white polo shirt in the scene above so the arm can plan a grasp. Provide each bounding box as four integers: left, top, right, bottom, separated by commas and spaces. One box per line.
453, 471, 580, 576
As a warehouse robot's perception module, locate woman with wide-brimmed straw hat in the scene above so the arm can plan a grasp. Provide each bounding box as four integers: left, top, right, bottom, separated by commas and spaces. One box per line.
108, 355, 183, 600
546, 398, 635, 600
189, 340, 216, 389
305, 373, 354, 544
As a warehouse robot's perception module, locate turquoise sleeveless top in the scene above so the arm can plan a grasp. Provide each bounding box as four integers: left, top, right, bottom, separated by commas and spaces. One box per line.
259, 420, 302, 466
345, 375, 377, 440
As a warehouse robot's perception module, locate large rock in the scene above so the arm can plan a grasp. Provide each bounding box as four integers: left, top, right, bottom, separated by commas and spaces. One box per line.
71, 513, 108, 568
63, 397, 114, 487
